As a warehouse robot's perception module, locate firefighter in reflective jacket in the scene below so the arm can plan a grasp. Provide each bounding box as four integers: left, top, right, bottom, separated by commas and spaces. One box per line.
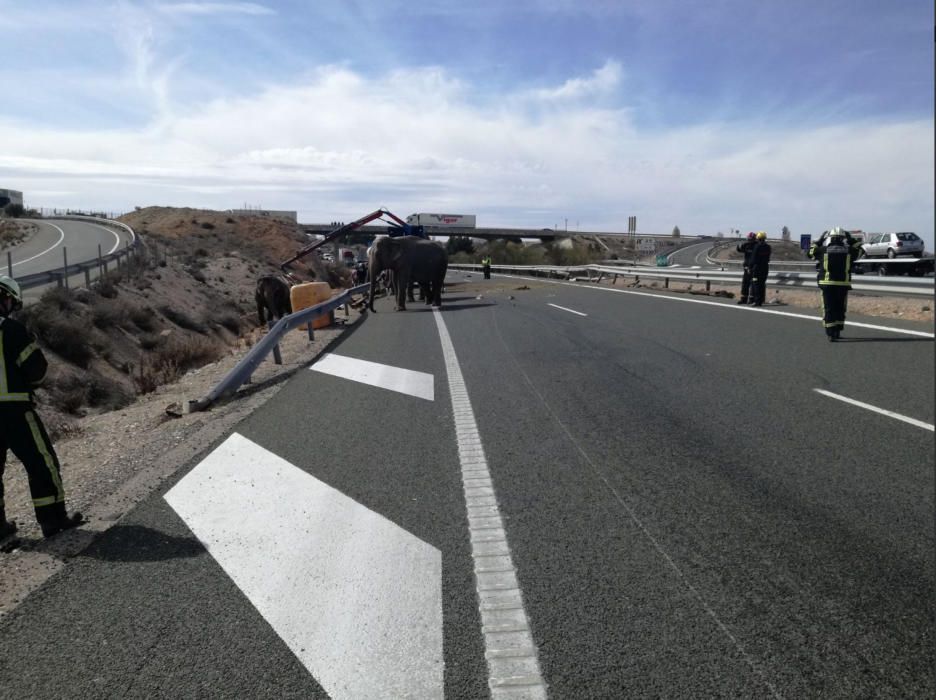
482, 255, 492, 279
0, 275, 83, 540
807, 228, 863, 341
749, 231, 771, 306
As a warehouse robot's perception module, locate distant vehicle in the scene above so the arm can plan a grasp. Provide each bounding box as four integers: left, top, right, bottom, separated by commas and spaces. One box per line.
861, 232, 925, 258
406, 213, 476, 228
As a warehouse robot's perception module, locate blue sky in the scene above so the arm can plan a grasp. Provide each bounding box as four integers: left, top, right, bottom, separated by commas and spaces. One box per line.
0, 0, 932, 244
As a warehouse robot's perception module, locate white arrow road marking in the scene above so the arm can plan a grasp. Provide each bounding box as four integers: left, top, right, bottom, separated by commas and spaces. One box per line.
311, 353, 434, 400
164, 433, 443, 699
814, 389, 934, 431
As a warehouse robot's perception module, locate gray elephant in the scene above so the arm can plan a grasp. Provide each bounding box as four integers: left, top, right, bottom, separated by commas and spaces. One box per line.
368, 236, 448, 311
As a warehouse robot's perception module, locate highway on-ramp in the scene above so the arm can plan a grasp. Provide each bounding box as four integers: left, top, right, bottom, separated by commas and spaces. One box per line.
0, 272, 932, 698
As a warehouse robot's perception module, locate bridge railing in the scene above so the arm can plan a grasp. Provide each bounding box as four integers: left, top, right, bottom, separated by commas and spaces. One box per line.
450, 263, 934, 297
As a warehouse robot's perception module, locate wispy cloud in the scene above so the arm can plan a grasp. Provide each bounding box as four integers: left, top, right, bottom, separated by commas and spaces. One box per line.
155, 2, 276, 16
529, 61, 623, 102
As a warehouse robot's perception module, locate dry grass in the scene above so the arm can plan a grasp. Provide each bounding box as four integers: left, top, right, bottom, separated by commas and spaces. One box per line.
134, 336, 225, 394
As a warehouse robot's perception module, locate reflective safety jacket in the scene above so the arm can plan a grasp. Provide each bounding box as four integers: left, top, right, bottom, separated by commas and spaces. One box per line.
808, 236, 863, 287
0, 316, 47, 404
750, 241, 771, 273
482, 257, 492, 266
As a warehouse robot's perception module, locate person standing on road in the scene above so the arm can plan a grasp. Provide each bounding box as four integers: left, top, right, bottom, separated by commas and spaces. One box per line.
749, 231, 772, 306
736, 232, 757, 304
481, 255, 492, 280
807, 227, 863, 341
0, 275, 84, 540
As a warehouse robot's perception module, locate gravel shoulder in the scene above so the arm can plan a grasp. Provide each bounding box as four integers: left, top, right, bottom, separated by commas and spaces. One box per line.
0, 306, 364, 617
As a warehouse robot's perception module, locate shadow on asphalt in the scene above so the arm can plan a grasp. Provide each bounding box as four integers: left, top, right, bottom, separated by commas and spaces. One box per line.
78, 525, 204, 562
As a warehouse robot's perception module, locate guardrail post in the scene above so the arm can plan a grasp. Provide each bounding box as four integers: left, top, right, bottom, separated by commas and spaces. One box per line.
6, 252, 11, 277
63, 248, 69, 291
269, 320, 282, 365
705, 280, 711, 292
84, 267, 91, 287
664, 277, 669, 288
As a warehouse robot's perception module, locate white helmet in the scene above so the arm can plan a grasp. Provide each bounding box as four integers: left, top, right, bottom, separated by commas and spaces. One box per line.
0, 274, 23, 310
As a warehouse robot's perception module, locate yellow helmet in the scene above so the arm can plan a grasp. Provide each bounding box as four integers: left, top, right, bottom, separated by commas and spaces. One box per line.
756, 231, 767, 240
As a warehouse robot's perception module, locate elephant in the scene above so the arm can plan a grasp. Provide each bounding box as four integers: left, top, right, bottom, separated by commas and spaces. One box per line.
255, 275, 292, 324
368, 236, 448, 311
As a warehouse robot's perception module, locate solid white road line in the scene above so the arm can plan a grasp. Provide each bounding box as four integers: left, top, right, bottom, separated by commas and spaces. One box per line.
433, 309, 547, 699
813, 389, 934, 432
164, 433, 443, 699
547, 303, 588, 317
311, 353, 434, 400
11, 222, 66, 267
90, 222, 123, 254
494, 273, 935, 338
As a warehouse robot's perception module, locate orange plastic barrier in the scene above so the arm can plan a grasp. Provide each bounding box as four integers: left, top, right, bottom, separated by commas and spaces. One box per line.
289, 282, 333, 330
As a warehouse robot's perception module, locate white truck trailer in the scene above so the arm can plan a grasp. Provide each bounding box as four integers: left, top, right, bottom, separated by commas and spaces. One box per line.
406, 213, 476, 228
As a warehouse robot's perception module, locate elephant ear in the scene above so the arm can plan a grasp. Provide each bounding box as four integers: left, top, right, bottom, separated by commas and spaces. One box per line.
386, 237, 405, 263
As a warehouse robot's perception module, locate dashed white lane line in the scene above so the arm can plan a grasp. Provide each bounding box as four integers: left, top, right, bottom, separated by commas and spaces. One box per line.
494, 273, 935, 338
311, 352, 434, 400
433, 309, 547, 700
164, 433, 443, 699
814, 389, 934, 432
547, 303, 588, 317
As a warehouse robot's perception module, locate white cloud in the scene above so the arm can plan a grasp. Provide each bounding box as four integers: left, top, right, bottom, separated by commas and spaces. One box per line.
155, 2, 276, 15
529, 61, 623, 101
0, 64, 931, 245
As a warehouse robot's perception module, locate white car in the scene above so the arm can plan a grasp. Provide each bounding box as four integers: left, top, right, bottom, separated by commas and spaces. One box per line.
861, 232, 925, 258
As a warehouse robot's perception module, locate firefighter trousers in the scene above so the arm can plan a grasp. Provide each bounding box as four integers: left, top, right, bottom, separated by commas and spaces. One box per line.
0, 406, 68, 526
739, 269, 753, 302
820, 286, 849, 336
751, 269, 768, 305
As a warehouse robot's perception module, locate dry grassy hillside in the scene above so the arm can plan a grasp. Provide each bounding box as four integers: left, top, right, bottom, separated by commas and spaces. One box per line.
17, 207, 349, 439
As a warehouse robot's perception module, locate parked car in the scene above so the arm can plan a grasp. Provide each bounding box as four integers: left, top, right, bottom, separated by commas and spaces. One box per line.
860, 232, 925, 258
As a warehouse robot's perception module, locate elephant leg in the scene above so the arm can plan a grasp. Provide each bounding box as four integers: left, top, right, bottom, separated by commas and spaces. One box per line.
395, 272, 408, 310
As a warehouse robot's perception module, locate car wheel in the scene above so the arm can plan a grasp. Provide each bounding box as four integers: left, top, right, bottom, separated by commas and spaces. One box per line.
887, 248, 897, 258
877, 265, 887, 276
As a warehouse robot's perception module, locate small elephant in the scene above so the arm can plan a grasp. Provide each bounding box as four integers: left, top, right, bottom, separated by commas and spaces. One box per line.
255, 275, 292, 324
368, 236, 448, 311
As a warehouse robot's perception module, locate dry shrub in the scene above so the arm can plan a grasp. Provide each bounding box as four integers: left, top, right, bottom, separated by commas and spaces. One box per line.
160, 305, 207, 333
45, 372, 133, 414
130, 305, 158, 332
91, 297, 132, 329
217, 313, 241, 334
134, 335, 224, 394
139, 333, 164, 350
20, 294, 95, 368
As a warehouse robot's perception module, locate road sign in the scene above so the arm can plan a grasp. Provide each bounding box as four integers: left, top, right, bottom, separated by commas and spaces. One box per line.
800, 234, 811, 251
655, 254, 669, 267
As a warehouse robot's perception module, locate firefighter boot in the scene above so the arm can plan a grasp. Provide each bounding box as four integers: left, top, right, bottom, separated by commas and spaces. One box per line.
40, 511, 85, 539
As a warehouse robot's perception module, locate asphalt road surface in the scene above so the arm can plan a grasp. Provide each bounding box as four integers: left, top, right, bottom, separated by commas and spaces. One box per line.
1, 272, 933, 698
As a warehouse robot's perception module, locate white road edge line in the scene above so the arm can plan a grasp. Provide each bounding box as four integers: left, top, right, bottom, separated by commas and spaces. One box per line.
547, 303, 588, 317
432, 309, 547, 700
90, 222, 123, 254
813, 389, 934, 432
493, 273, 935, 338
11, 222, 66, 267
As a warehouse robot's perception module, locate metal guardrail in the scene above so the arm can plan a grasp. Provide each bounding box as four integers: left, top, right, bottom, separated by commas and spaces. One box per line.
191, 283, 370, 411
450, 263, 935, 297
7, 216, 139, 292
